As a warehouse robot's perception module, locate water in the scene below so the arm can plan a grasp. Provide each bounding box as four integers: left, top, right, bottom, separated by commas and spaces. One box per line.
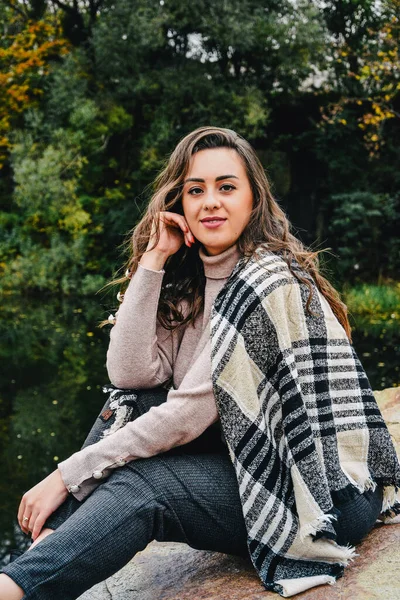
0, 296, 110, 563
349, 315, 400, 392
0, 295, 399, 564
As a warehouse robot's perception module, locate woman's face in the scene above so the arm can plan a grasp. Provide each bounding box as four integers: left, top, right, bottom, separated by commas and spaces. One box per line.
181, 147, 254, 256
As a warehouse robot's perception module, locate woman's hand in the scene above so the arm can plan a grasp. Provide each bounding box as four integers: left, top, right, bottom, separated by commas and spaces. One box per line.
17, 469, 69, 541
146, 211, 195, 258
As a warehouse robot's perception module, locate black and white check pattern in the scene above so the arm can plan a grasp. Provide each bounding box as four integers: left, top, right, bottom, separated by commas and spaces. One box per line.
210, 245, 400, 595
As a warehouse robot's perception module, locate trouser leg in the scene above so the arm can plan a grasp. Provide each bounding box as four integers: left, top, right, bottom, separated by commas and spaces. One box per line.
1, 449, 248, 600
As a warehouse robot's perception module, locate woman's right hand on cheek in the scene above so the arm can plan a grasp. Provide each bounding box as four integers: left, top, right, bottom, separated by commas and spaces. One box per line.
146, 212, 195, 259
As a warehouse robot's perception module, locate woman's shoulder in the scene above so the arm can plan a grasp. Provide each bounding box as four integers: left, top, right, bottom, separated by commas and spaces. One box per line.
243, 244, 294, 278
228, 245, 315, 301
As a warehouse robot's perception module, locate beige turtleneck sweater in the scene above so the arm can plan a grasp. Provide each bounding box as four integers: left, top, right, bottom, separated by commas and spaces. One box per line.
58, 244, 241, 501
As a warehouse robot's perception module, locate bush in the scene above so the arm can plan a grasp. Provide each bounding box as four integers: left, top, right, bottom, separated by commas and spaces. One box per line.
327, 191, 399, 283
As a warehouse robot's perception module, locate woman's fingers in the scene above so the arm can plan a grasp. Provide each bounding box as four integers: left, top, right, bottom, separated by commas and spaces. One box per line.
20, 517, 30, 535
18, 494, 40, 536
21, 518, 30, 534
31, 513, 47, 542
17, 496, 28, 532
19, 507, 46, 540
179, 218, 195, 245
160, 211, 187, 234
159, 212, 195, 248
146, 211, 195, 256
28, 510, 40, 538
167, 213, 195, 245
21, 507, 33, 534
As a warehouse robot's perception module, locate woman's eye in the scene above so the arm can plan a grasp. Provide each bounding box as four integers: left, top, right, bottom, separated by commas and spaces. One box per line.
221, 184, 235, 192
188, 187, 203, 195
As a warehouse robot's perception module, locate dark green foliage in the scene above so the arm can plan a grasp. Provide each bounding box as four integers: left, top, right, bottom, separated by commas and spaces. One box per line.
327, 192, 400, 282
1, 0, 398, 294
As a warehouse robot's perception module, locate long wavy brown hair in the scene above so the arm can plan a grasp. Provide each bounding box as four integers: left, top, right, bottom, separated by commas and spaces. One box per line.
106, 126, 351, 339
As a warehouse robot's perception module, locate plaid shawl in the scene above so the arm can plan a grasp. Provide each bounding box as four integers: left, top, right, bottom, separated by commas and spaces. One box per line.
210, 245, 400, 597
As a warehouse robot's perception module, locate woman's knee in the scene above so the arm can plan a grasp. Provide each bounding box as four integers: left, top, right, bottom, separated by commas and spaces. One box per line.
81, 387, 168, 449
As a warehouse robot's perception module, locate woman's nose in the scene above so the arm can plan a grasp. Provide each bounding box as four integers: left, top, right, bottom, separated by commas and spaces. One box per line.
203, 192, 222, 209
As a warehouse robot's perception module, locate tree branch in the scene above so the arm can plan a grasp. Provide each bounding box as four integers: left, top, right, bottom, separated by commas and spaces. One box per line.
50, 0, 76, 16
4, 0, 29, 19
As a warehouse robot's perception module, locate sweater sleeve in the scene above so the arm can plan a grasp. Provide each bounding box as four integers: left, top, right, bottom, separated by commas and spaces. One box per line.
106, 264, 176, 388
58, 336, 219, 501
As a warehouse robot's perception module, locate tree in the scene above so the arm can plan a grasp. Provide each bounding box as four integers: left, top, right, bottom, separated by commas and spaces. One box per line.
319, 0, 399, 157
0, 10, 69, 167
327, 191, 400, 282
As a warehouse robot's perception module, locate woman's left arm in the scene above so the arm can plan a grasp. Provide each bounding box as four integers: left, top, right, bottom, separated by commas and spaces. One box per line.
57, 340, 219, 502
17, 469, 69, 541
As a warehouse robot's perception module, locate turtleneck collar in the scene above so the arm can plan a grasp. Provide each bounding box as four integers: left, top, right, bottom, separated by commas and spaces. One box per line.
199, 244, 242, 280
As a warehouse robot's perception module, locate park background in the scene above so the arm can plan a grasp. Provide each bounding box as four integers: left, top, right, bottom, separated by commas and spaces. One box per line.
0, 0, 399, 563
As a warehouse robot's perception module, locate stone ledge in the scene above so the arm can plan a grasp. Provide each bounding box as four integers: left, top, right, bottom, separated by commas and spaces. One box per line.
78, 525, 400, 600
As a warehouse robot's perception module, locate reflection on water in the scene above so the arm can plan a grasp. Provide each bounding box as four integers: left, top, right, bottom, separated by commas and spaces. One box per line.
350, 315, 400, 392
0, 296, 110, 563
0, 295, 399, 564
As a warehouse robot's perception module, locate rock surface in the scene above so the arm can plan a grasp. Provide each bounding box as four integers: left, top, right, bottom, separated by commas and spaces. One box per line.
78, 387, 400, 600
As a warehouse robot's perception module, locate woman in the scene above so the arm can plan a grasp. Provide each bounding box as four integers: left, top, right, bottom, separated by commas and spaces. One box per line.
1, 126, 399, 599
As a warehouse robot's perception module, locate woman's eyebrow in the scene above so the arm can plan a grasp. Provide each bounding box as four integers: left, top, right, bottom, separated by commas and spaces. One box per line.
184, 174, 239, 184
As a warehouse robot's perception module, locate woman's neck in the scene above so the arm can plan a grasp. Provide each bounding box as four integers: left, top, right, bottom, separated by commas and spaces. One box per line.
198, 244, 242, 280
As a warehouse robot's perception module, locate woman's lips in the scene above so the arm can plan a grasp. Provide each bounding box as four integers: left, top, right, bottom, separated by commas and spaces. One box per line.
200, 219, 227, 229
